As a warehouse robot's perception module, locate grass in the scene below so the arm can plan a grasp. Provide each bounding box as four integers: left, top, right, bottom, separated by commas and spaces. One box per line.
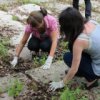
0, 4, 8, 11
32, 53, 47, 68
12, 15, 19, 21
0, 37, 10, 59
7, 78, 23, 97
0, 0, 41, 11
16, 0, 41, 5
60, 86, 88, 100
16, 0, 31, 4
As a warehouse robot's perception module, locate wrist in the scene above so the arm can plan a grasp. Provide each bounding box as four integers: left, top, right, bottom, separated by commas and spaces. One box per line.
14, 56, 18, 60
48, 55, 53, 60
15, 53, 19, 57
61, 80, 65, 86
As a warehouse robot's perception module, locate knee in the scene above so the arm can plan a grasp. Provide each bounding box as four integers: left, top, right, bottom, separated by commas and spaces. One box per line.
27, 42, 33, 51
27, 42, 39, 51
40, 42, 51, 52
63, 52, 72, 67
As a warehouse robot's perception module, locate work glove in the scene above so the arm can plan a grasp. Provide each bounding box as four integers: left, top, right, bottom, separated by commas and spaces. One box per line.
49, 80, 65, 91
10, 56, 18, 67
41, 56, 53, 69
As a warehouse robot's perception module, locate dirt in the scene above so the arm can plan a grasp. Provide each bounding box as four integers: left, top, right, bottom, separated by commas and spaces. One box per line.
0, 0, 100, 100
0, 36, 66, 100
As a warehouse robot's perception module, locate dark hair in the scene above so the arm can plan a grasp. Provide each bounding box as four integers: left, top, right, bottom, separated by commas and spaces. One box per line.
59, 7, 87, 51
27, 7, 47, 27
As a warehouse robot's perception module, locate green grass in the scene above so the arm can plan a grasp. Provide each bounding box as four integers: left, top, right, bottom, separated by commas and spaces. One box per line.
60, 87, 88, 100
16, 0, 31, 4
32, 53, 47, 68
0, 4, 8, 11
0, 38, 10, 59
12, 15, 19, 21
16, 0, 41, 5
7, 78, 23, 97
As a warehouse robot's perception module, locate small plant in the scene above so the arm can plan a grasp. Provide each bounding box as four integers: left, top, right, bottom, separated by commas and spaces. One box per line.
0, 37, 10, 46
7, 78, 23, 97
16, 0, 41, 5
60, 86, 88, 100
0, 38, 9, 59
12, 15, 19, 21
39, 54, 47, 65
16, 0, 31, 4
0, 43, 8, 59
0, 4, 8, 11
32, 52, 47, 67
33, 56, 40, 67
52, 96, 59, 100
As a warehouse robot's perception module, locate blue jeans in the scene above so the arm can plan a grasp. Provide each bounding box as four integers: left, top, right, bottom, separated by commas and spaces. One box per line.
73, 0, 91, 18
63, 52, 99, 82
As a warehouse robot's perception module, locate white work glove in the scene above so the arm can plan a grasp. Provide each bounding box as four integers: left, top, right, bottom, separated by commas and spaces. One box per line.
10, 56, 18, 67
41, 56, 53, 69
49, 80, 65, 91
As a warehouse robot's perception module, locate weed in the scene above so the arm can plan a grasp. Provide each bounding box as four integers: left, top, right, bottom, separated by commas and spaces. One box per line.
16, 0, 30, 4
12, 15, 19, 21
33, 56, 40, 67
16, 0, 40, 5
0, 4, 8, 11
32, 53, 47, 67
60, 86, 88, 100
39, 54, 47, 65
52, 96, 59, 100
0, 43, 8, 59
7, 78, 23, 97
0, 37, 10, 46
0, 37, 9, 59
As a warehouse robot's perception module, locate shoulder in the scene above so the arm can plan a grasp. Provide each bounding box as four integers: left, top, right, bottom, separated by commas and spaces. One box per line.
25, 24, 31, 29
44, 14, 57, 22
25, 24, 32, 33
73, 38, 89, 50
44, 14, 58, 30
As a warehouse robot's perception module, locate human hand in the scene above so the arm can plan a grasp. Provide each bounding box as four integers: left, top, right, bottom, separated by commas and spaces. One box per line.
41, 56, 53, 69
49, 80, 65, 91
10, 56, 18, 67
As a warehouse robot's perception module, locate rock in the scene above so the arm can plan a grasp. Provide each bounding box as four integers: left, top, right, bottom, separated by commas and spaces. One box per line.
0, 93, 14, 100
25, 61, 69, 83
0, 11, 24, 37
20, 46, 32, 60
8, 4, 41, 22
0, 73, 28, 93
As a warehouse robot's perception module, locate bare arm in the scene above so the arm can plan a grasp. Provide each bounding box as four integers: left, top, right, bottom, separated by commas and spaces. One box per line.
63, 39, 89, 84
49, 30, 58, 57
15, 33, 30, 57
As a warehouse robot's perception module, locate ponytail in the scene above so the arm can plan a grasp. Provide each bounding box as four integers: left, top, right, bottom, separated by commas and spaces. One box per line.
40, 7, 47, 17
27, 7, 47, 27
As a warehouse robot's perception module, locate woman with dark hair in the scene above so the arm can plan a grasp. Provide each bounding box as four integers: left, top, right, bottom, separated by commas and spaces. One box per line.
11, 7, 59, 69
49, 7, 100, 91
